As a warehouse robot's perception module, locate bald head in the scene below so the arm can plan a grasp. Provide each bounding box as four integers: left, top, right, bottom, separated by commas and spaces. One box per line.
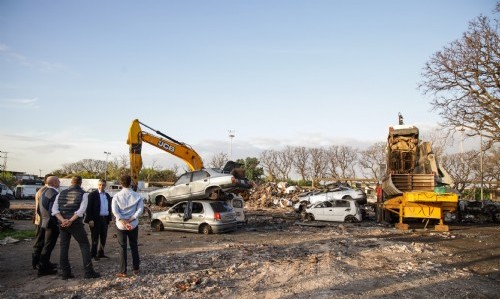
46, 176, 60, 188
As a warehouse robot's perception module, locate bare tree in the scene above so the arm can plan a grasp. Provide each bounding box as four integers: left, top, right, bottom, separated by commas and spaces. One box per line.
359, 142, 386, 180
325, 145, 340, 179
483, 146, 499, 192
293, 146, 310, 181
308, 147, 327, 187
259, 149, 278, 182
208, 152, 228, 168
441, 151, 479, 193
326, 145, 358, 179
420, 128, 452, 159
275, 146, 294, 181
419, 11, 500, 148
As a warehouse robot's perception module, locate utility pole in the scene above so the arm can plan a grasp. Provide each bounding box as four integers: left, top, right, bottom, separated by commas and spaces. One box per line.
228, 130, 235, 161
104, 151, 111, 181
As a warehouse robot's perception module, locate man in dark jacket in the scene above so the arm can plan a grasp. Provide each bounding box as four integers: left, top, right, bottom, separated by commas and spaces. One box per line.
52, 176, 100, 280
85, 179, 112, 260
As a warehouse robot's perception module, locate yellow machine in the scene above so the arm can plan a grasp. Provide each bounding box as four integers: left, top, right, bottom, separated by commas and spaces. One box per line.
382, 114, 458, 231
127, 119, 204, 187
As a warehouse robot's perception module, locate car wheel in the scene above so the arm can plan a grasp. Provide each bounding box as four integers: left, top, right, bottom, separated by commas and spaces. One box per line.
156, 196, 167, 207
200, 224, 212, 235
151, 220, 164, 232
206, 188, 221, 200
306, 213, 315, 221
344, 215, 357, 223
343, 195, 352, 199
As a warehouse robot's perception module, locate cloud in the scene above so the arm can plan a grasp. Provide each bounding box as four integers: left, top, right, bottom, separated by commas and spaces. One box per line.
0, 98, 40, 109
0, 43, 67, 72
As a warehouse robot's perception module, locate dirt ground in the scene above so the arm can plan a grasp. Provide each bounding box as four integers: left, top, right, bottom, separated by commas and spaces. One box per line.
0, 202, 499, 299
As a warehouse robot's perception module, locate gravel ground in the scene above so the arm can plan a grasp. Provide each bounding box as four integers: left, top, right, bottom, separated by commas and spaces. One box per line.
0, 206, 499, 299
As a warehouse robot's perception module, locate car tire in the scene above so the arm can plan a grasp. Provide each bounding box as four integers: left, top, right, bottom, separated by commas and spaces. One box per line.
343, 195, 352, 199
306, 213, 315, 221
200, 224, 212, 235
156, 196, 167, 207
206, 188, 221, 200
344, 215, 358, 223
151, 220, 164, 232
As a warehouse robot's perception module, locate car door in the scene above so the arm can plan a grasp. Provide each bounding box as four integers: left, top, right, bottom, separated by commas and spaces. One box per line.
311, 202, 328, 221
331, 200, 351, 221
188, 170, 211, 198
166, 201, 187, 230
319, 201, 336, 221
182, 201, 205, 232
169, 172, 192, 200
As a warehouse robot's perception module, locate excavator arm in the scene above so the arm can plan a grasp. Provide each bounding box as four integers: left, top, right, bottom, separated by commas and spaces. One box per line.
127, 119, 204, 187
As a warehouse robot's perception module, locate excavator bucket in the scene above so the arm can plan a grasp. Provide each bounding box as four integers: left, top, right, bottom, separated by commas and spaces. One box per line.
128, 119, 143, 187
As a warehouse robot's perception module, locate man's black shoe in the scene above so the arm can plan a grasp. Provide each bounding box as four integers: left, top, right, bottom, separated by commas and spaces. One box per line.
84, 271, 101, 279
61, 273, 75, 280
38, 268, 57, 277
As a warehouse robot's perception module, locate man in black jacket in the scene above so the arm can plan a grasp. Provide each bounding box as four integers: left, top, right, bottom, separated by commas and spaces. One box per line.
84, 179, 112, 261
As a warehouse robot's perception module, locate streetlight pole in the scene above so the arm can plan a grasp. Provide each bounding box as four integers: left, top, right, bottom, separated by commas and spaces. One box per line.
104, 151, 111, 181
228, 130, 235, 161
0, 151, 8, 180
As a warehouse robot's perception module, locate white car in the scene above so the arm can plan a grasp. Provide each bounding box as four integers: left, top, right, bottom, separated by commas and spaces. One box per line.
293, 186, 366, 213
148, 167, 251, 207
304, 199, 362, 222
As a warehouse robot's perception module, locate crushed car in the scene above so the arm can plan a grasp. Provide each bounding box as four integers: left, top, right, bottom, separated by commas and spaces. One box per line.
293, 186, 367, 213
147, 166, 252, 207
304, 199, 362, 223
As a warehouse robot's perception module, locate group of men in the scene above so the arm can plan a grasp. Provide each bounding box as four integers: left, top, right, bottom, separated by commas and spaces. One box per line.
32, 174, 144, 279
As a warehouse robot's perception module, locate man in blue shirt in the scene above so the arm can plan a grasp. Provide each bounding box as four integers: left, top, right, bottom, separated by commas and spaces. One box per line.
112, 175, 144, 278
85, 179, 112, 261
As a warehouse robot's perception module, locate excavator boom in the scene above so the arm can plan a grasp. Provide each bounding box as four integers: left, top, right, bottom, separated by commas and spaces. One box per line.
127, 119, 204, 186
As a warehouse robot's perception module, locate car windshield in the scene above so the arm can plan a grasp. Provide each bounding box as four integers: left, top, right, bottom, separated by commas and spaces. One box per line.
210, 201, 231, 212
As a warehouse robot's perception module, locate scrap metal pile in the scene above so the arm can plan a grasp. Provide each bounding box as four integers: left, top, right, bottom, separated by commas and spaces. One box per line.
246, 182, 304, 208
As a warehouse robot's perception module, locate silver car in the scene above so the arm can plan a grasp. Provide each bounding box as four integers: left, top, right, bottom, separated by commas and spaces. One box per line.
304, 199, 362, 222
148, 168, 251, 207
150, 200, 238, 234
293, 186, 367, 213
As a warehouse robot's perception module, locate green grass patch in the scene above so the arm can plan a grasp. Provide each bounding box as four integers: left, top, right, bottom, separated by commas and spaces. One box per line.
0, 229, 36, 240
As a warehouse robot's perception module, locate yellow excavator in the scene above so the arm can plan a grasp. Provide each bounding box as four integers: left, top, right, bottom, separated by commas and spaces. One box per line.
127, 119, 204, 187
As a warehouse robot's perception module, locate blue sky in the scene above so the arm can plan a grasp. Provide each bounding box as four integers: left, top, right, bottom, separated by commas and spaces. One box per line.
0, 0, 495, 175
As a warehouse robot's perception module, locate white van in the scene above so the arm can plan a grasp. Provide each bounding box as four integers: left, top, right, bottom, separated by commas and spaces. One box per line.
15, 184, 43, 199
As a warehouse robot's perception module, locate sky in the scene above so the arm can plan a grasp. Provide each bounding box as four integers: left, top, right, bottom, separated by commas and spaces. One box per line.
0, 0, 496, 176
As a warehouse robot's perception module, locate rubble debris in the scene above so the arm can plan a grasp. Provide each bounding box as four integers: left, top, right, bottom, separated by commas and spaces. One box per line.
295, 221, 327, 228
0, 236, 19, 245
